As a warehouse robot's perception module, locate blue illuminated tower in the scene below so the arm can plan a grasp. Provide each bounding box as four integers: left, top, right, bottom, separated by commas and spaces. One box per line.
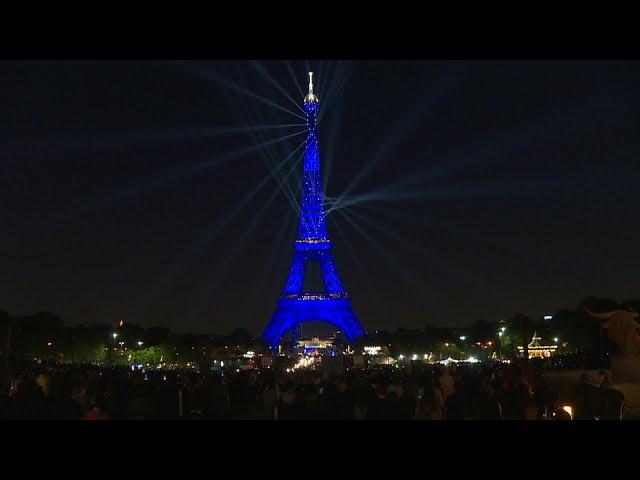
263, 72, 365, 348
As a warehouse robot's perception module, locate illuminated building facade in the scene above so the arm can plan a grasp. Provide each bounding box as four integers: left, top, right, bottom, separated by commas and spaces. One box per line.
296, 336, 334, 355
517, 331, 558, 359
263, 73, 365, 348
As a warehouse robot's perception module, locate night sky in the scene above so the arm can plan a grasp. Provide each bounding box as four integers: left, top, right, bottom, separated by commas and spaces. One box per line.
2, 60, 640, 335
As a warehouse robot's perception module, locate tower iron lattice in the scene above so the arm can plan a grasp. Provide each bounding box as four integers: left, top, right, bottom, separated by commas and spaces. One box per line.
263, 72, 366, 348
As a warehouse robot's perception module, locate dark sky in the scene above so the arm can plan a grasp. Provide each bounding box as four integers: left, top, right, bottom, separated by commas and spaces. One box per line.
1, 60, 640, 334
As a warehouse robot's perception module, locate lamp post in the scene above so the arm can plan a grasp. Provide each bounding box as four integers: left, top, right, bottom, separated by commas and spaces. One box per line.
137, 341, 144, 366
109, 333, 118, 365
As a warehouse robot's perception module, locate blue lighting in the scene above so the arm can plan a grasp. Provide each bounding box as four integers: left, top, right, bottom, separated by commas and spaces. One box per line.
263, 73, 365, 348
299, 100, 327, 240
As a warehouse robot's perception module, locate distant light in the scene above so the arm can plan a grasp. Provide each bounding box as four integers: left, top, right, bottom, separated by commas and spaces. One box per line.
459, 336, 466, 341
364, 346, 381, 355
112, 333, 118, 339
554, 337, 559, 343
561, 405, 573, 419
498, 332, 503, 337
467, 356, 479, 363
544, 315, 553, 321
398, 354, 404, 360
412, 354, 418, 361
445, 342, 450, 347
47, 342, 52, 347
138, 341, 143, 346
501, 327, 506, 332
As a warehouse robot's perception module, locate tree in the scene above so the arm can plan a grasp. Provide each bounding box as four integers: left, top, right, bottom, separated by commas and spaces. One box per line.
230, 328, 253, 347
468, 320, 498, 343
146, 326, 171, 346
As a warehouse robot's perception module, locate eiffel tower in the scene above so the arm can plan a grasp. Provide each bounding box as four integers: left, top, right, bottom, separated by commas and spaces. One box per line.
263, 72, 366, 348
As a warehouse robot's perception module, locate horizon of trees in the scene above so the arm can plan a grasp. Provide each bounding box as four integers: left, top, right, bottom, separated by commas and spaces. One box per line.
1, 296, 636, 365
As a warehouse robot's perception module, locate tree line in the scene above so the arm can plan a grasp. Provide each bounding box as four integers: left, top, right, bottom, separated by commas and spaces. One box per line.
0, 296, 635, 366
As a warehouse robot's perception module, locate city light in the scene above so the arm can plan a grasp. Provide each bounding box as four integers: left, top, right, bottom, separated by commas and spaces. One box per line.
544, 315, 553, 320
137, 341, 143, 346
364, 346, 381, 355
498, 331, 503, 337
459, 336, 466, 341
554, 337, 559, 343
47, 342, 52, 347
412, 354, 417, 361
501, 327, 506, 332
112, 333, 118, 339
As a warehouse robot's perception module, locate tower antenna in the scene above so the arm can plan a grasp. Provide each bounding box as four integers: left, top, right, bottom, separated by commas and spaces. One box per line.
305, 71, 318, 103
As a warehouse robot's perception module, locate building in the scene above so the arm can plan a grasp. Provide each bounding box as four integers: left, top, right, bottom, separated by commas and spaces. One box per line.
296, 336, 334, 355
263, 72, 365, 348
518, 331, 558, 359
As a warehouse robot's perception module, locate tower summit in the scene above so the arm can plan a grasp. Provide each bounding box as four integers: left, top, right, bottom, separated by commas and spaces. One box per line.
305, 71, 317, 104
263, 72, 365, 348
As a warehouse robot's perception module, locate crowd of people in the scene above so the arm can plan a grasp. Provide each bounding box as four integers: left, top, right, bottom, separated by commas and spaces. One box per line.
0, 360, 626, 420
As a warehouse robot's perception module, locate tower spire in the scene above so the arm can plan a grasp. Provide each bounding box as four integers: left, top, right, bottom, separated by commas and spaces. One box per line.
305, 71, 318, 103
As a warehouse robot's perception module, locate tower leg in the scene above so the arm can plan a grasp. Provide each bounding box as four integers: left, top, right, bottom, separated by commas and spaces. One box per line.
264, 298, 365, 348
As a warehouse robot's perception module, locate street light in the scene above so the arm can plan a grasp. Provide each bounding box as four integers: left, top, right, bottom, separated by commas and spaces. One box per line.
459, 336, 466, 341
138, 341, 144, 347
553, 337, 559, 343
497, 329, 505, 360
112, 333, 118, 340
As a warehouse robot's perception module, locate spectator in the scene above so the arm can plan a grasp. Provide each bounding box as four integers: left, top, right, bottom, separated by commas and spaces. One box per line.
572, 372, 602, 420
599, 377, 625, 420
